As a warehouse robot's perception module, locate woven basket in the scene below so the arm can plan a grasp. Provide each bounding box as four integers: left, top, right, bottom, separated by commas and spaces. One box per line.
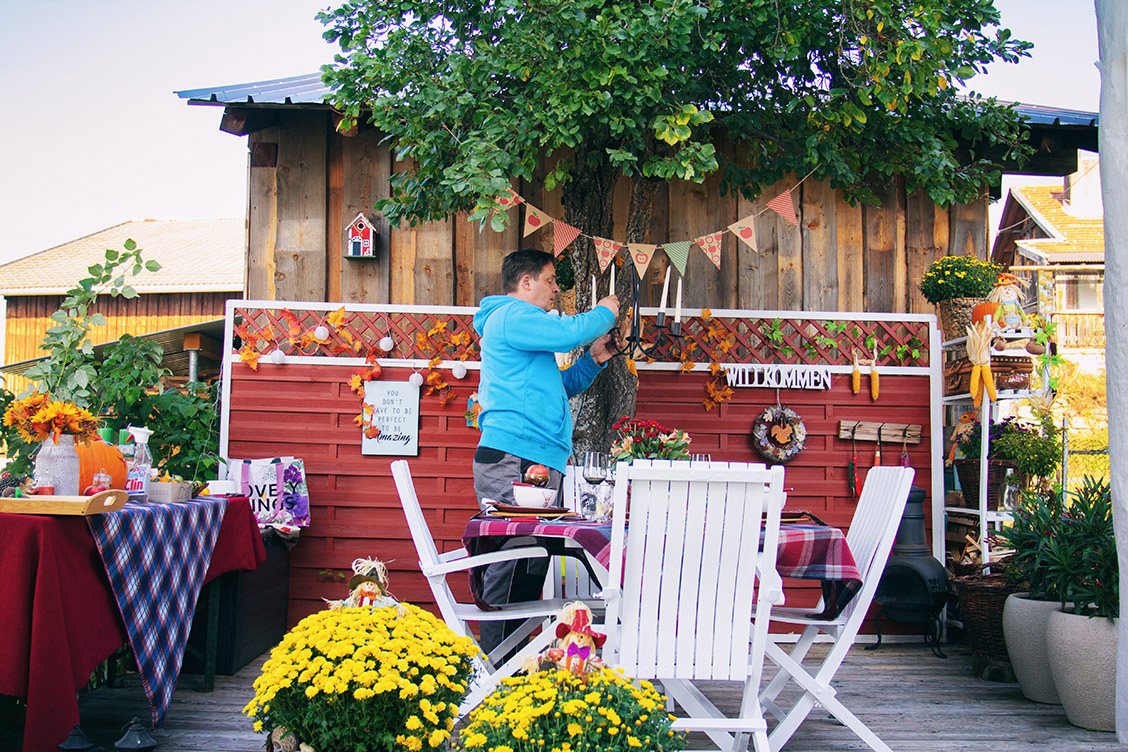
953, 459, 1018, 511
938, 297, 986, 342
952, 571, 1019, 663
943, 356, 1033, 396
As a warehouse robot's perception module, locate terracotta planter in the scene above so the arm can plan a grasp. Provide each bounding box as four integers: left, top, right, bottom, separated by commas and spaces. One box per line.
937, 296, 986, 342
1047, 609, 1117, 731
1002, 593, 1061, 704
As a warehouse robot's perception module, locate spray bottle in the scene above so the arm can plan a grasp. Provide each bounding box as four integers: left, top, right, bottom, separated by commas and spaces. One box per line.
125, 425, 154, 502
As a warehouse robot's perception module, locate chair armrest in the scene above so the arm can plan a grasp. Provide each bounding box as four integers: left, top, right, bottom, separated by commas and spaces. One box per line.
438, 547, 469, 562
422, 546, 551, 577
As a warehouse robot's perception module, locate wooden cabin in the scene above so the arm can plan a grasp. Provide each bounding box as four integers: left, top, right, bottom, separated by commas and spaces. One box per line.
0, 218, 244, 393
181, 75, 1099, 626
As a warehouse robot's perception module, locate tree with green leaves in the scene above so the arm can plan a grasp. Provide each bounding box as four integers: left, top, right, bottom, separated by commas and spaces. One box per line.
319, 0, 1031, 449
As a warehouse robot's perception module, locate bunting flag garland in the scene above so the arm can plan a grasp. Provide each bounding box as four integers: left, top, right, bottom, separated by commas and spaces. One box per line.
767, 190, 799, 226
495, 187, 522, 209
728, 218, 758, 251
593, 236, 622, 273
694, 231, 724, 269
661, 241, 692, 276
627, 243, 658, 277
552, 219, 582, 256
523, 205, 552, 237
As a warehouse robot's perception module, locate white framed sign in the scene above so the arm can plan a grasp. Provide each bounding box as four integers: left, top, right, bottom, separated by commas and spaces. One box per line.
362, 381, 420, 456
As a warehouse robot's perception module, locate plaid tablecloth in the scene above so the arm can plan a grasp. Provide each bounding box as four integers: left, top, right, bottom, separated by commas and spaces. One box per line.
86, 498, 228, 728
463, 518, 860, 583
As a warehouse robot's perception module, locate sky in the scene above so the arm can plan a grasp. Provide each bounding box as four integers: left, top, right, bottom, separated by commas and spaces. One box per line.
0, 0, 1103, 267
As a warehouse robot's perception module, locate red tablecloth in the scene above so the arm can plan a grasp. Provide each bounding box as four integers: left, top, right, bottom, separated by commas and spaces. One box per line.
0, 497, 264, 752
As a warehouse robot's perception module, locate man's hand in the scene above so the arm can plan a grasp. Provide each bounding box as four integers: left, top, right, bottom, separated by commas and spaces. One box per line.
596, 294, 620, 318
590, 333, 617, 364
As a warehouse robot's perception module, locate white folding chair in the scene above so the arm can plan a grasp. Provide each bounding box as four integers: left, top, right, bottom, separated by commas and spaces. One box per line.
601, 459, 787, 752
390, 460, 565, 716
759, 466, 916, 752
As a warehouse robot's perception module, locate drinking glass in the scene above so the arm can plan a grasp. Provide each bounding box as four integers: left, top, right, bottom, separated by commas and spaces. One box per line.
690, 453, 712, 464
582, 452, 607, 519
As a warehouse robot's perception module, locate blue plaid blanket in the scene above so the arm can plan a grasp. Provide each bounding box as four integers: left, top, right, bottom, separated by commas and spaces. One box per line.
87, 497, 227, 727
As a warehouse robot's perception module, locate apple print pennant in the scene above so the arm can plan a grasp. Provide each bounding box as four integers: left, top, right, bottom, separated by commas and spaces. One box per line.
694, 231, 723, 269
523, 205, 552, 237
767, 190, 798, 226
627, 243, 657, 277
728, 217, 758, 251
495, 187, 521, 209
552, 219, 582, 256
593, 236, 622, 273
661, 241, 691, 276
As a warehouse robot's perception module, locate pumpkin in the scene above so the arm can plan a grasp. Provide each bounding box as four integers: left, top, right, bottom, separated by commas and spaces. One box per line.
77, 439, 127, 489
971, 301, 1001, 326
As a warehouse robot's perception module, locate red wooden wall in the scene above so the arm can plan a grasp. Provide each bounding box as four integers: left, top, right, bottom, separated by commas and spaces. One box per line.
226, 359, 933, 631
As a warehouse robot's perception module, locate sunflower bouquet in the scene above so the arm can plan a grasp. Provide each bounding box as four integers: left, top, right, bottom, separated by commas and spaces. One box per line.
243, 604, 479, 752
456, 665, 685, 752
3, 393, 100, 444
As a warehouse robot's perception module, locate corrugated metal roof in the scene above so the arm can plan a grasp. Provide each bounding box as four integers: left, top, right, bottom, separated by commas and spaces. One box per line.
176, 73, 332, 105
0, 218, 245, 295
175, 74, 1101, 129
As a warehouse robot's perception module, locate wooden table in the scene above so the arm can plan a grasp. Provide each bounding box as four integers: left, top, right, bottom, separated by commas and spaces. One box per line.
0, 497, 264, 752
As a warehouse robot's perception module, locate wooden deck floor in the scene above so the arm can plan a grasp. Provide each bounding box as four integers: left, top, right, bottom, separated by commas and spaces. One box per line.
66, 642, 1124, 752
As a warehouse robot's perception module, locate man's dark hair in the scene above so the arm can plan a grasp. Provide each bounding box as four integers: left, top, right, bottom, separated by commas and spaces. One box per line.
501, 248, 555, 293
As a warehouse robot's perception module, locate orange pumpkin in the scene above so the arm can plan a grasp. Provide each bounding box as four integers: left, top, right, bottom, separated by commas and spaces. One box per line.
971, 301, 1001, 325
77, 439, 128, 489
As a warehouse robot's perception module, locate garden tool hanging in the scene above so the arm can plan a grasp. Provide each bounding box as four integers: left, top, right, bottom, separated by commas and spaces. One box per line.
874, 423, 884, 465
900, 425, 912, 467
847, 423, 861, 500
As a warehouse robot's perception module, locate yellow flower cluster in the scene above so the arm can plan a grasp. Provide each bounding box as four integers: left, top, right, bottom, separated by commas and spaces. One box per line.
243, 605, 479, 751
3, 392, 100, 444
457, 667, 685, 752
919, 255, 1001, 304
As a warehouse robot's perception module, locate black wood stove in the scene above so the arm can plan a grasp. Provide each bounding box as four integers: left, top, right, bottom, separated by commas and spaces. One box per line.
867, 487, 950, 658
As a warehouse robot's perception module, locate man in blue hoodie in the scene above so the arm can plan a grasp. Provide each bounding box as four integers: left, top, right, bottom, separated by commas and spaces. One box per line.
472, 248, 618, 654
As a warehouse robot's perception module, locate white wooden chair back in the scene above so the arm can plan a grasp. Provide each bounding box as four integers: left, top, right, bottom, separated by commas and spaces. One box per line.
604, 459, 786, 683
836, 466, 917, 626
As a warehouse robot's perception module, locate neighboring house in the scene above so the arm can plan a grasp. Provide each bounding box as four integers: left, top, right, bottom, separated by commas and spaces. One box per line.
991, 154, 1105, 365
0, 218, 245, 393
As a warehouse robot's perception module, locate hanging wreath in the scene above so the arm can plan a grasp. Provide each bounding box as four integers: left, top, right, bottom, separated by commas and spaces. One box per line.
751, 405, 807, 464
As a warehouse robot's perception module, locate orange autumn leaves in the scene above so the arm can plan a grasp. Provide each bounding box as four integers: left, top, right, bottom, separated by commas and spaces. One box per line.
4, 393, 100, 444
672, 310, 735, 411
235, 307, 360, 370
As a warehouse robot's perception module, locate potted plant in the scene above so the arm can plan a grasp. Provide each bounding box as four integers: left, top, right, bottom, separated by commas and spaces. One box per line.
609, 416, 692, 463
996, 488, 1066, 704
1041, 476, 1117, 731
919, 255, 1002, 341
954, 416, 1060, 510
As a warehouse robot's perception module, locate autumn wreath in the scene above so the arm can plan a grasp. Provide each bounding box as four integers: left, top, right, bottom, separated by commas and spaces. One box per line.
751, 405, 807, 463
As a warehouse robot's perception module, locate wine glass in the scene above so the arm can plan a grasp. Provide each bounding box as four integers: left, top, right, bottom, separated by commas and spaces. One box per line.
690, 453, 712, 464
581, 452, 607, 519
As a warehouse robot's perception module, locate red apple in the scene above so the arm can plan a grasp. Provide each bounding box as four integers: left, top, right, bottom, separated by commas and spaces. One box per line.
523, 464, 551, 487
83, 484, 109, 496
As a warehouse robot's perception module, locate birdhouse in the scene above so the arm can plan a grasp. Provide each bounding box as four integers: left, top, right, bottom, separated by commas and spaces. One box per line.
344, 212, 378, 258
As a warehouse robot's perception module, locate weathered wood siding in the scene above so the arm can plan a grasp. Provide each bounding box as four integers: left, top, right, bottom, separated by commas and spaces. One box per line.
227, 360, 932, 631
244, 113, 989, 311
3, 292, 235, 393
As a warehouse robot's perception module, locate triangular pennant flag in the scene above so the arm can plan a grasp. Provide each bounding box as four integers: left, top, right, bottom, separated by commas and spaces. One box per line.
767, 190, 798, 225
592, 236, 622, 273
495, 187, 521, 209
523, 205, 552, 237
694, 231, 723, 269
552, 219, 582, 256
661, 241, 692, 276
728, 217, 758, 251
627, 243, 657, 277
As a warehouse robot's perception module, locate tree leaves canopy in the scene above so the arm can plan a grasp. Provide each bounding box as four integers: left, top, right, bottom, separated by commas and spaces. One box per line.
319, 0, 1032, 228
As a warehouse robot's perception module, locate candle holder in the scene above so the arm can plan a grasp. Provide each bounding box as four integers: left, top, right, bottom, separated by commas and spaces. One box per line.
621, 269, 685, 361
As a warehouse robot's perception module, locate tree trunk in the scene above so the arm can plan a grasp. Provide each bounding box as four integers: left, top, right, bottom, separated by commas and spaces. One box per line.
1094, 1, 1128, 742
564, 163, 660, 455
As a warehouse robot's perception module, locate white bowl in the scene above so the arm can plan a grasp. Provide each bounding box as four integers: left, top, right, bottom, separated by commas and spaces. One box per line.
511, 483, 558, 507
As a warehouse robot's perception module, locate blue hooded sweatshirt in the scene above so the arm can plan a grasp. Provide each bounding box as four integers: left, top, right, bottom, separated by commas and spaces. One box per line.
473, 296, 616, 473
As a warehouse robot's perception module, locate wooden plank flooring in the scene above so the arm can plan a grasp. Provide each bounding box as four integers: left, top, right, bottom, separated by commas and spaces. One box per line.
63, 642, 1123, 752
